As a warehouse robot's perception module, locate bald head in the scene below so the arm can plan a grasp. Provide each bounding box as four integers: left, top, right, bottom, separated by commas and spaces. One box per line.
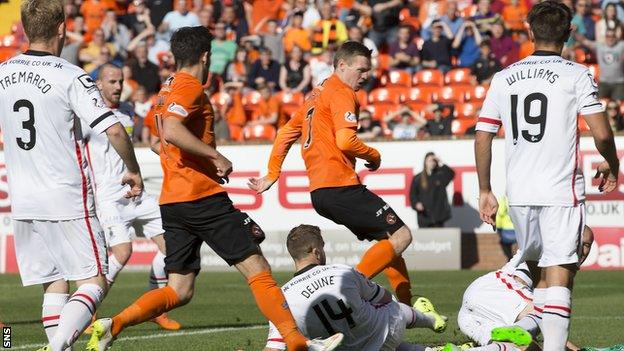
97, 63, 123, 107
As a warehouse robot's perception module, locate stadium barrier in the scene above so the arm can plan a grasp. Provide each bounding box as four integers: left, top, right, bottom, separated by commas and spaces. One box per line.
0, 136, 623, 272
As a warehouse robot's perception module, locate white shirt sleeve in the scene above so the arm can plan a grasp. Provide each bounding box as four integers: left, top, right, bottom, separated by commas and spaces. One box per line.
576, 69, 605, 116
265, 321, 287, 350
68, 73, 118, 134
475, 76, 502, 134
352, 269, 386, 305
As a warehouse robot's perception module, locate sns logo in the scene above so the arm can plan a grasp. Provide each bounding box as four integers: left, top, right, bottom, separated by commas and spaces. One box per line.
167, 102, 189, 117
344, 111, 357, 123
375, 204, 390, 217
243, 216, 251, 225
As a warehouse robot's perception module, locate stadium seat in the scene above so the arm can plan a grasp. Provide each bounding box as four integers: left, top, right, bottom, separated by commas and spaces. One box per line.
210, 92, 231, 110
243, 124, 277, 141
405, 102, 433, 119
369, 87, 407, 104
413, 69, 444, 86
276, 91, 305, 106
399, 8, 420, 30
356, 89, 369, 107
445, 68, 473, 86
229, 124, 244, 141
377, 53, 390, 72
455, 102, 479, 119
578, 117, 590, 133
587, 64, 600, 81
404, 86, 436, 103
574, 48, 587, 64
380, 70, 412, 87
366, 102, 399, 120
242, 91, 262, 108
465, 85, 488, 102
437, 86, 468, 104
452, 118, 476, 135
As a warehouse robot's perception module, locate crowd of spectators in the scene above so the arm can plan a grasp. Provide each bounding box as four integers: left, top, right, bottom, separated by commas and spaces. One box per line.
0, 0, 623, 143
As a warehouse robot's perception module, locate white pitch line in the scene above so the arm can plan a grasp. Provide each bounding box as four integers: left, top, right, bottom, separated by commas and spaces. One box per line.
11, 324, 266, 350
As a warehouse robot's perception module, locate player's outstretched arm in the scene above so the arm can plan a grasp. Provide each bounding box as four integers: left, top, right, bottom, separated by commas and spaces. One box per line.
248, 111, 304, 193
335, 128, 381, 171
161, 117, 232, 181
583, 112, 620, 193
106, 122, 144, 198
475, 131, 498, 228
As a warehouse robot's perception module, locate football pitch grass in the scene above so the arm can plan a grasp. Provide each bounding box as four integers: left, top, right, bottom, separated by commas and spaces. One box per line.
1, 270, 623, 350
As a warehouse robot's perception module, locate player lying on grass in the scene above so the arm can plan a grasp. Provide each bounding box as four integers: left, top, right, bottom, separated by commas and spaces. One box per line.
81, 63, 180, 331
249, 41, 414, 307
263, 224, 447, 351
87, 26, 342, 351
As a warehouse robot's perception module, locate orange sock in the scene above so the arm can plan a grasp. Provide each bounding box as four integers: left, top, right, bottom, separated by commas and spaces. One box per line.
248, 271, 308, 351
111, 286, 179, 337
356, 239, 397, 279
383, 256, 412, 305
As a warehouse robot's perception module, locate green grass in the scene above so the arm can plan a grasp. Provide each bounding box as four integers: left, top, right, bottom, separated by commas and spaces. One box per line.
1, 270, 623, 350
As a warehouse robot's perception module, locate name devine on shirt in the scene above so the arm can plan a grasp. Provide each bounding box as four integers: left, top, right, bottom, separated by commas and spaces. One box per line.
0, 71, 52, 94
300, 276, 336, 299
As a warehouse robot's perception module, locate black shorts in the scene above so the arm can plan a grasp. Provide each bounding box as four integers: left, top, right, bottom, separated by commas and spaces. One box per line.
160, 192, 265, 271
310, 185, 405, 241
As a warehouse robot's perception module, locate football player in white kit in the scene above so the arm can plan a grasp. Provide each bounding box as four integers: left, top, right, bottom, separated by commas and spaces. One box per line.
263, 225, 447, 351
0, 1, 143, 351
474, 2, 620, 351
81, 63, 180, 330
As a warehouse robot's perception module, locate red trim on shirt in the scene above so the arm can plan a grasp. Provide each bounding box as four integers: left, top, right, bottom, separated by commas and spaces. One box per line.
74, 140, 102, 275
478, 117, 502, 126
495, 271, 532, 301
571, 128, 579, 206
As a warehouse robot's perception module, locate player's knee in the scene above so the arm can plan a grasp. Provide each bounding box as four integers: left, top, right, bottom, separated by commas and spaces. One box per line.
111, 243, 133, 265
389, 226, 412, 252
172, 285, 194, 305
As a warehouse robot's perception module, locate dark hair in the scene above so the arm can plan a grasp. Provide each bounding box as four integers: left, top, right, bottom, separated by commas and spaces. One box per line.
419, 151, 436, 189
97, 62, 122, 81
333, 41, 372, 68
286, 225, 324, 261
527, 0, 572, 45
480, 39, 492, 48
170, 26, 213, 69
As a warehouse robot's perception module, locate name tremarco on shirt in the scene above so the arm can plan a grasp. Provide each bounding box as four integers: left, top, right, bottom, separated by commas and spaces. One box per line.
0, 57, 64, 94
504, 59, 573, 86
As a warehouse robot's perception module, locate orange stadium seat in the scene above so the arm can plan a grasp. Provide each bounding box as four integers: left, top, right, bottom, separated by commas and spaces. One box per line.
437, 86, 467, 104
404, 86, 436, 103
465, 85, 488, 102
356, 89, 369, 108
229, 124, 244, 141
587, 64, 600, 81
210, 92, 231, 109
366, 102, 399, 120
445, 68, 473, 86
242, 91, 262, 108
413, 69, 444, 86
243, 124, 277, 141
377, 53, 391, 72
369, 87, 407, 104
452, 118, 476, 135
455, 102, 479, 119
405, 102, 433, 119
276, 91, 305, 106
380, 70, 412, 87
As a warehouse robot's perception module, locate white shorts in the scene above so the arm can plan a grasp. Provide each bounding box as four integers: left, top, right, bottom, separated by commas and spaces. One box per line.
381, 301, 407, 351
14, 217, 108, 286
97, 193, 164, 247
508, 204, 585, 267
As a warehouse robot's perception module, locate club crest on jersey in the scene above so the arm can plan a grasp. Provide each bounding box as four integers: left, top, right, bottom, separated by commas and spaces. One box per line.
77, 74, 95, 89
386, 213, 397, 225
344, 111, 357, 123
167, 102, 188, 117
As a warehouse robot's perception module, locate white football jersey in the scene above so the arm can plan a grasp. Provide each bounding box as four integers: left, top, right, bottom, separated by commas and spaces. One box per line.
265, 264, 391, 351
82, 105, 134, 205
476, 52, 604, 206
0, 51, 118, 220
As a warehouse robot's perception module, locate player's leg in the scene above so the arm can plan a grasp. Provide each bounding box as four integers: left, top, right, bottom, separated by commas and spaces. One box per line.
41, 280, 69, 345
105, 240, 132, 286
398, 301, 446, 332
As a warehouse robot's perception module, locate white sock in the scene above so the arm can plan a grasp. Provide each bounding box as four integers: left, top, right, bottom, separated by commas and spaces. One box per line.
399, 302, 435, 329
149, 250, 168, 290
105, 254, 125, 285
42, 293, 69, 343
468, 342, 521, 351
397, 342, 428, 351
514, 314, 541, 337
49, 284, 104, 351
542, 286, 571, 351
531, 287, 547, 334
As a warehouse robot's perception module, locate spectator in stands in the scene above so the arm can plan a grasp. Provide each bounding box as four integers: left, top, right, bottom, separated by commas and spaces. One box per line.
80, 0, 109, 38
247, 0, 285, 34
310, 49, 334, 87
279, 46, 312, 93
472, 0, 501, 35
423, 104, 453, 136
517, 30, 534, 60
121, 0, 152, 35
490, 20, 518, 67
501, 0, 527, 32
384, 106, 428, 140
79, 28, 117, 73
147, 0, 173, 28
452, 20, 483, 67
421, 20, 454, 74
601, 0, 624, 23
583, 30, 624, 101
348, 26, 379, 65
130, 42, 161, 94
198, 5, 215, 30
606, 100, 624, 132
225, 47, 250, 83
573, 0, 595, 41
409, 152, 455, 228
89, 46, 122, 80
422, 1, 464, 40
213, 103, 232, 142
297, 0, 321, 29
311, 1, 348, 55
357, 109, 382, 139
125, 25, 170, 67
102, 9, 132, 56
158, 0, 200, 40
248, 47, 281, 90
132, 85, 152, 142
260, 19, 285, 64
61, 26, 84, 66
389, 25, 421, 74
210, 22, 238, 77
352, 0, 402, 49
220, 5, 249, 42
121, 64, 139, 102
418, 0, 448, 38
471, 40, 501, 85
249, 84, 283, 126
596, 3, 623, 43
283, 10, 312, 54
